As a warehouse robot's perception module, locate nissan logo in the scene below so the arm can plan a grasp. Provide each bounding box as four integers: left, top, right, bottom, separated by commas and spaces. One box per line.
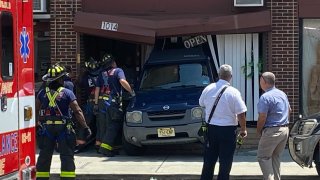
163, 105, 170, 110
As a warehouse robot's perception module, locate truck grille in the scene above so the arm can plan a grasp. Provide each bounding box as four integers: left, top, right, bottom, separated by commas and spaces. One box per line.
147, 110, 186, 121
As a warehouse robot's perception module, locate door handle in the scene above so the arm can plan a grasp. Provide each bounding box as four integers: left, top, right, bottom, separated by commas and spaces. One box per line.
1, 94, 7, 112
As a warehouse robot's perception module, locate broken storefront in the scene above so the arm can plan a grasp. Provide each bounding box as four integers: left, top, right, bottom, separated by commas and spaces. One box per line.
73, 0, 271, 122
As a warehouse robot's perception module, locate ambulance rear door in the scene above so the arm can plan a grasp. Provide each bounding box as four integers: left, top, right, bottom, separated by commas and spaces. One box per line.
0, 4, 20, 178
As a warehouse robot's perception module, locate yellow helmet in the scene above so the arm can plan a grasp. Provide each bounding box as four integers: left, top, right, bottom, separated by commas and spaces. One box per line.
42, 63, 68, 82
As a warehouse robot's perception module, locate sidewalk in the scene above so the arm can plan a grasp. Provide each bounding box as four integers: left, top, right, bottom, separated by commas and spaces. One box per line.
40, 146, 319, 179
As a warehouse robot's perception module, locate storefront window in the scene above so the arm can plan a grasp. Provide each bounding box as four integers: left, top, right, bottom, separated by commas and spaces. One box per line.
302, 19, 320, 115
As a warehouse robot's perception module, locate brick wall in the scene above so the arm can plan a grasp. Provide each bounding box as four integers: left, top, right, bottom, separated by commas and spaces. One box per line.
50, 0, 82, 79
266, 0, 299, 121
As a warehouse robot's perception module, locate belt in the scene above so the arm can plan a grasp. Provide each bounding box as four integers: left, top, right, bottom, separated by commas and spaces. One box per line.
264, 124, 288, 129
45, 120, 65, 125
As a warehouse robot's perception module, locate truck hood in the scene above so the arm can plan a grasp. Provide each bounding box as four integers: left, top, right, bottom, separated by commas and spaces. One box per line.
129, 87, 204, 109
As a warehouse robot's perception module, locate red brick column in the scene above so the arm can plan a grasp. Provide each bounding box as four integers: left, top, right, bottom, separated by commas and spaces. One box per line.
267, 0, 299, 121
50, 0, 82, 78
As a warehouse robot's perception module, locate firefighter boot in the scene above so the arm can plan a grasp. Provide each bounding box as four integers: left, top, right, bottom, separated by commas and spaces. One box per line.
99, 144, 115, 157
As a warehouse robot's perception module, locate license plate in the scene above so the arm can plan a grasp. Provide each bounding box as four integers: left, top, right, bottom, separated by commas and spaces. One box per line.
157, 128, 175, 137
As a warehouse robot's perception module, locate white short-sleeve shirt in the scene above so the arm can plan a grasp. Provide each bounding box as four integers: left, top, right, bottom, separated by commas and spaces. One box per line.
199, 79, 247, 126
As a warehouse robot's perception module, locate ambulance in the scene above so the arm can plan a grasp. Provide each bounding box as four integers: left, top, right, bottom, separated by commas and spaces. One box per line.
0, 0, 36, 179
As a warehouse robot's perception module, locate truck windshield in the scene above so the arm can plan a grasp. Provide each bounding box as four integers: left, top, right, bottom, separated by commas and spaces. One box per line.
140, 63, 210, 90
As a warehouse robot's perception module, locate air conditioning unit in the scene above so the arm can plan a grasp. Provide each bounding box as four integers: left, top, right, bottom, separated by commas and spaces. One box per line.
33, 0, 47, 13
234, 0, 264, 7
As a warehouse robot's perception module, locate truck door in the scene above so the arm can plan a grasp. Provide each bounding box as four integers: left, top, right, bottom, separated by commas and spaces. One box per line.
0, 11, 20, 176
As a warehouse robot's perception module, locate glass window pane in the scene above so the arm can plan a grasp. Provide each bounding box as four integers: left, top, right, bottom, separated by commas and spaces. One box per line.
302, 19, 320, 116
140, 63, 210, 90
1, 12, 14, 80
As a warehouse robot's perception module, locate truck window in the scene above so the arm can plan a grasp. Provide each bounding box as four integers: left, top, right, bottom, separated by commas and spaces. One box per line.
140, 63, 210, 90
0, 11, 14, 80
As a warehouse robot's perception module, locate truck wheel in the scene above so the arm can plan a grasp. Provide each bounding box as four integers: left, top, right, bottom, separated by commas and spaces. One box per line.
316, 163, 320, 176
314, 142, 320, 176
122, 136, 145, 156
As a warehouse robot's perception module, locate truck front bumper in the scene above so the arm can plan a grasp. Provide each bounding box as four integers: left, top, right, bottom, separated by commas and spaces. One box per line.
123, 122, 203, 147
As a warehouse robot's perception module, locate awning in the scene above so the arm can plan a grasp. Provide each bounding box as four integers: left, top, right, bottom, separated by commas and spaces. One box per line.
74, 12, 156, 44
74, 10, 271, 44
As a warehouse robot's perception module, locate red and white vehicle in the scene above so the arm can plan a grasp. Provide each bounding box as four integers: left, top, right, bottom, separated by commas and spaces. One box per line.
0, 0, 36, 179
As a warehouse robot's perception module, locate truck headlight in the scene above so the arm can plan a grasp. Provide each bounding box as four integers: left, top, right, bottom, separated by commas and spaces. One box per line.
191, 107, 203, 119
126, 111, 142, 123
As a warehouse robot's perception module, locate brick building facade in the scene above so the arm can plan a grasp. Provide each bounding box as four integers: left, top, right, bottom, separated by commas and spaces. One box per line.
39, 0, 301, 121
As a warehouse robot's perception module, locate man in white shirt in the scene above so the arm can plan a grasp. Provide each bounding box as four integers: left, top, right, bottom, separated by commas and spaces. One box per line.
199, 64, 247, 180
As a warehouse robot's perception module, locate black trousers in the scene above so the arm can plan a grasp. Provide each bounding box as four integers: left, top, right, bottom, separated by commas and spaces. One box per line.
200, 125, 237, 180
99, 102, 123, 153
36, 124, 76, 180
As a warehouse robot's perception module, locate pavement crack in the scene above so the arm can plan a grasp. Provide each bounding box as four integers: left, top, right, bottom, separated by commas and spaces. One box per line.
155, 155, 169, 173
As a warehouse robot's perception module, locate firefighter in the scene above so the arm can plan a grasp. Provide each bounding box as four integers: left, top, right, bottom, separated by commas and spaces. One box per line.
35, 63, 91, 180
94, 53, 135, 157
76, 57, 101, 152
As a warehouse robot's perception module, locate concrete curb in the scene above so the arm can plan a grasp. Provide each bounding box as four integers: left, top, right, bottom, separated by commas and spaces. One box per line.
50, 174, 320, 180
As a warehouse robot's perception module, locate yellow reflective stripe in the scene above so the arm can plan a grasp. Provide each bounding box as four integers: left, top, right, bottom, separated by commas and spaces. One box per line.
101, 143, 113, 150
60, 171, 76, 178
46, 120, 64, 124
36, 171, 50, 177
51, 68, 56, 77
98, 96, 110, 100
46, 87, 64, 107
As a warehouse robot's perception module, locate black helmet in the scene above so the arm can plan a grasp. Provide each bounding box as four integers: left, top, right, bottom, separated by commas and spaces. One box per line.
42, 63, 68, 82
85, 57, 100, 75
100, 53, 115, 68
85, 57, 99, 70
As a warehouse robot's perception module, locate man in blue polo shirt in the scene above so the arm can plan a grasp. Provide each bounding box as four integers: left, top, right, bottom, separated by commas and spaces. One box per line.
257, 72, 291, 180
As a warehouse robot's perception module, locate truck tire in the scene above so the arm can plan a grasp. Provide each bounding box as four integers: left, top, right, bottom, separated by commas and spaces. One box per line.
314, 142, 320, 176
316, 163, 320, 176
122, 136, 145, 156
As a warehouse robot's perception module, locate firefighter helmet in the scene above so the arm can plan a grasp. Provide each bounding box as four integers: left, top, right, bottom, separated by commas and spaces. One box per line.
42, 63, 68, 82
85, 57, 100, 75
100, 53, 115, 68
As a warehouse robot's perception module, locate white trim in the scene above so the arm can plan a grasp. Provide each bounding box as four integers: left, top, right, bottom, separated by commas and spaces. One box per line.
19, 96, 36, 129
245, 34, 253, 121
239, 34, 246, 99
206, 35, 219, 72
234, 0, 264, 7
0, 98, 18, 132
217, 35, 225, 65
253, 33, 259, 121
33, 14, 51, 20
